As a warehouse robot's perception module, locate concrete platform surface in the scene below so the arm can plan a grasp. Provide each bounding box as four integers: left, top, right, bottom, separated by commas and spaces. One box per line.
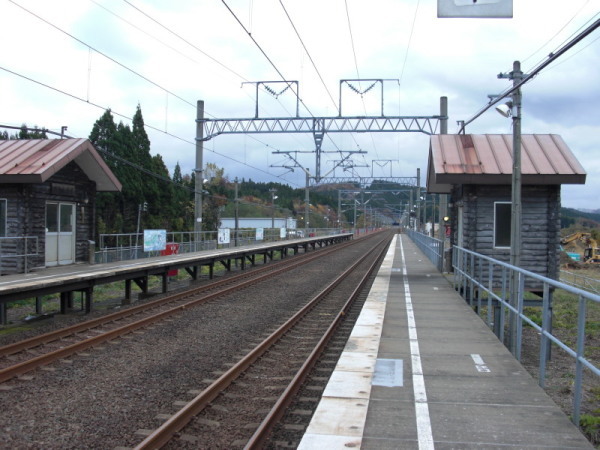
299, 234, 593, 449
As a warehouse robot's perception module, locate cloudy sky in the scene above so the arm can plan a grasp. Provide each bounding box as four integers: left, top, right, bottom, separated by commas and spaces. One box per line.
1, 0, 598, 209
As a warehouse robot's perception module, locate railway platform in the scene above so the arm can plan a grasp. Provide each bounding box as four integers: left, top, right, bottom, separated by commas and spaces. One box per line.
0, 233, 352, 324
298, 234, 593, 449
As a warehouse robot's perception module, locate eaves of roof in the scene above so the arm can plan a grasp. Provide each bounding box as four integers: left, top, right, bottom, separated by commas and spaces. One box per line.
0, 138, 122, 192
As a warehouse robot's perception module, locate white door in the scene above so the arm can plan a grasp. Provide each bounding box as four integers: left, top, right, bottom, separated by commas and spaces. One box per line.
46, 202, 75, 266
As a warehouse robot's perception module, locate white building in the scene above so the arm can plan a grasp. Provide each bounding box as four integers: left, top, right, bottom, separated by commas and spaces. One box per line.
219, 217, 297, 229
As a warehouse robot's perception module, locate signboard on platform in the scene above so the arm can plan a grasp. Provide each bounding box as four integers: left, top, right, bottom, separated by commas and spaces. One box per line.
280, 228, 287, 239
218, 228, 230, 244
256, 228, 264, 241
143, 229, 166, 252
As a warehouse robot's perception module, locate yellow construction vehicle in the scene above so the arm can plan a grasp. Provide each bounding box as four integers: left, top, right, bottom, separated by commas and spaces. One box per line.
560, 232, 591, 245
583, 238, 600, 264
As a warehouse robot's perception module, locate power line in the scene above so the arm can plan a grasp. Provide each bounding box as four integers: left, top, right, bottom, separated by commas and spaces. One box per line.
459, 17, 600, 133
121, 0, 251, 84
398, 0, 420, 110
0, 65, 298, 186
278, 0, 338, 113
9, 0, 196, 110
119, 0, 307, 150
344, 0, 379, 160
221, 0, 317, 119
521, 0, 593, 65
4, 1, 304, 185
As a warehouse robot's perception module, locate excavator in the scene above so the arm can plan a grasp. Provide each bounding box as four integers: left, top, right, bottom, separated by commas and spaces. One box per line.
561, 232, 600, 263
583, 238, 600, 264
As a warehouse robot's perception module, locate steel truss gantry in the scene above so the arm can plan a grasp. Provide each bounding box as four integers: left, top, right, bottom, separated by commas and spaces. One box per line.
196, 80, 447, 182
193, 81, 448, 231
314, 176, 417, 188
198, 115, 443, 141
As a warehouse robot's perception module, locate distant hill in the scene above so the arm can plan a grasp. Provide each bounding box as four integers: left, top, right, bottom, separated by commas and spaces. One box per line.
561, 207, 600, 229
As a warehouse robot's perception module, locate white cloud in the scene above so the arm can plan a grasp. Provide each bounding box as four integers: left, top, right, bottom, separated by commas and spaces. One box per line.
1, 0, 598, 209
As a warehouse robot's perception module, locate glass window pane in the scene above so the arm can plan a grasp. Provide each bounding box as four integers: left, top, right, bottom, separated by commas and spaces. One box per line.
60, 204, 73, 232
46, 203, 58, 232
495, 203, 511, 247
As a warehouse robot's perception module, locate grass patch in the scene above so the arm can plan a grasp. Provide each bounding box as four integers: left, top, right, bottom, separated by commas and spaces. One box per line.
579, 414, 600, 446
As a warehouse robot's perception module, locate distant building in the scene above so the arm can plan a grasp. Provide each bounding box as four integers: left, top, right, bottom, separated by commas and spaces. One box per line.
0, 139, 121, 274
219, 217, 297, 229
427, 134, 586, 286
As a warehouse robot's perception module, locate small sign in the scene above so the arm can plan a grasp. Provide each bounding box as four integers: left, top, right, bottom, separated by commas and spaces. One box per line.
279, 228, 287, 239
373, 358, 404, 387
218, 228, 230, 244
438, 0, 512, 18
256, 228, 264, 241
143, 229, 166, 252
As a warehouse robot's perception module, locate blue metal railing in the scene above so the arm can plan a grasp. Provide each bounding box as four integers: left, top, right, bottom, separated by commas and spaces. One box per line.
407, 229, 444, 272
451, 244, 600, 426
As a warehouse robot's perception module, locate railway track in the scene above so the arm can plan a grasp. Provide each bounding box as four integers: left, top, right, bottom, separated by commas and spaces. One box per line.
132, 231, 392, 449
0, 233, 373, 384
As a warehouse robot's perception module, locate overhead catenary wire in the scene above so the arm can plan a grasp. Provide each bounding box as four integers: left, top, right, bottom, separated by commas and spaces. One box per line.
0, 66, 298, 186
458, 16, 600, 134
121, 0, 251, 84
521, 0, 594, 65
221, 0, 318, 120
344, 0, 380, 160
278, 0, 338, 114
9, 0, 196, 110
119, 0, 309, 152
398, 0, 420, 111
4, 1, 302, 185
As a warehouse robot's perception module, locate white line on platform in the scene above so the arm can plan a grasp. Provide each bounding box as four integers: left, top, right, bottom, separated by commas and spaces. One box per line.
471, 354, 491, 373
399, 236, 434, 450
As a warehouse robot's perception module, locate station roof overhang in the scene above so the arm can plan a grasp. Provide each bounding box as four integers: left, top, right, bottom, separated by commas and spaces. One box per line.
426, 134, 587, 194
0, 138, 122, 191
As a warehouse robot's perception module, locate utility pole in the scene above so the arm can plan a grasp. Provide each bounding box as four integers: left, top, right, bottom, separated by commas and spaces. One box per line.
270, 188, 277, 229
416, 168, 421, 232
195, 101, 205, 246
337, 191, 342, 229
304, 170, 310, 231
499, 61, 523, 355
438, 97, 448, 243
234, 177, 239, 247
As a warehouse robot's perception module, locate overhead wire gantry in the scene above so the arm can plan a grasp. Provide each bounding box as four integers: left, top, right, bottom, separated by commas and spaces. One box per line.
193, 79, 448, 231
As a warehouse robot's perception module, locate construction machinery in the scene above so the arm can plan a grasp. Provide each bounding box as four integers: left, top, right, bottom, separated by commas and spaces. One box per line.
583, 238, 600, 264
561, 232, 600, 264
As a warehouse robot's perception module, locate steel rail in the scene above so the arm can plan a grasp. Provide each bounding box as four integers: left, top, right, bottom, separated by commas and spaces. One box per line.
133, 232, 392, 449
0, 236, 368, 383
0, 235, 360, 358
245, 235, 391, 448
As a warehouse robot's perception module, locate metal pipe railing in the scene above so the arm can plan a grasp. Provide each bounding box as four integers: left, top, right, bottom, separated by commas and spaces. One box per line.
95, 228, 344, 264
0, 236, 40, 274
451, 245, 600, 426
407, 229, 444, 272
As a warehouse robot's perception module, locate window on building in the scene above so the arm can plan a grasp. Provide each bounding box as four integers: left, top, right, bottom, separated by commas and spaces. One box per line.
0, 199, 6, 236
494, 202, 511, 248
46, 203, 58, 233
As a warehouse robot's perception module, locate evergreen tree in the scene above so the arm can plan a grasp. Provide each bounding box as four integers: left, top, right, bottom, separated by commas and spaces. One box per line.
17, 124, 47, 139
172, 162, 193, 231
89, 110, 124, 236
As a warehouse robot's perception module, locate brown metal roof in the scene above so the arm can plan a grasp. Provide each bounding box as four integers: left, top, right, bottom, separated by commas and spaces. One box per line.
427, 134, 586, 193
0, 138, 122, 191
